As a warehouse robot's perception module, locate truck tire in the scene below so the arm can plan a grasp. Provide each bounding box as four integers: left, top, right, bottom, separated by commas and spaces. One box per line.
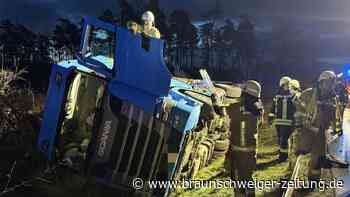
212, 150, 226, 159
209, 133, 221, 141
179, 140, 194, 171
218, 132, 229, 140
201, 140, 215, 164
198, 145, 209, 168
214, 139, 230, 151
190, 158, 201, 178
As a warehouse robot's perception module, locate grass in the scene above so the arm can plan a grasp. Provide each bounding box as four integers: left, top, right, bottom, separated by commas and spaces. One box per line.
171, 123, 340, 197
170, 126, 293, 197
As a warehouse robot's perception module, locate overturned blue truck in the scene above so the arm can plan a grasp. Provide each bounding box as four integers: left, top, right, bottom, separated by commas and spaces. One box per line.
37, 17, 241, 196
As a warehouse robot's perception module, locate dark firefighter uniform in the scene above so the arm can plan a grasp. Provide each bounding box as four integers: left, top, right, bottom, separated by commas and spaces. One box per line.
316, 92, 337, 163
288, 79, 304, 170
288, 88, 311, 172
333, 78, 348, 136
312, 74, 349, 172
336, 76, 349, 108
287, 79, 303, 169
227, 80, 263, 197
269, 90, 296, 162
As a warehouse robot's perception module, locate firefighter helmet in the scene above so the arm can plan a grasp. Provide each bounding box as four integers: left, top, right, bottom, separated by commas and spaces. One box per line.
243, 80, 261, 98
142, 11, 155, 23
290, 79, 301, 90
279, 76, 292, 87
318, 70, 336, 82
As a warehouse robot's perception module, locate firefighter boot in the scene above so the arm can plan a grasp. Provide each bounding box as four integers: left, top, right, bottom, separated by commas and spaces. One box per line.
246, 188, 255, 197
233, 188, 246, 197
326, 154, 349, 168
318, 156, 333, 169
278, 151, 288, 163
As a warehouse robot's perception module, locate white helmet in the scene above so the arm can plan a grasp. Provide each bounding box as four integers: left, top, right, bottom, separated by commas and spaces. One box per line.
318, 70, 336, 82
279, 76, 291, 87
290, 79, 300, 90
142, 11, 155, 23
243, 80, 261, 98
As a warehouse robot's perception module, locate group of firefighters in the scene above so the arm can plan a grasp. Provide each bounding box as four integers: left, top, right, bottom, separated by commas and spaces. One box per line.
222, 70, 349, 196
126, 11, 161, 39
120, 11, 350, 196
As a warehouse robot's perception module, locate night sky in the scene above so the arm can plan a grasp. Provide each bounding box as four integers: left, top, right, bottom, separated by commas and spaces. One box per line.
1, 0, 350, 33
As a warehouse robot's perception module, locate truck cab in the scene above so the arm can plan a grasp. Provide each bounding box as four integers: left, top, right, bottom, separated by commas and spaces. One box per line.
37, 17, 240, 196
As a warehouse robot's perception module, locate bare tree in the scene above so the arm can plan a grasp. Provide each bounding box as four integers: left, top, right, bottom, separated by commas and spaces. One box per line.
0, 68, 27, 96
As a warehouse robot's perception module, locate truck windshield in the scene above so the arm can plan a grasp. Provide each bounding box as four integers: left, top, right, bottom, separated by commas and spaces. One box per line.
84, 26, 115, 69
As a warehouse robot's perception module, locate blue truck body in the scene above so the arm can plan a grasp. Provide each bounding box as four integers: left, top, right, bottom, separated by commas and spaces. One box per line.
36, 16, 223, 195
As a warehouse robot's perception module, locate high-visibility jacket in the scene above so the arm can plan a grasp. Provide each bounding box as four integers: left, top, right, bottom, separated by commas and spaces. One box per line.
228, 100, 260, 153
317, 95, 337, 131
270, 89, 296, 126
142, 26, 161, 39
227, 96, 262, 188
335, 80, 348, 106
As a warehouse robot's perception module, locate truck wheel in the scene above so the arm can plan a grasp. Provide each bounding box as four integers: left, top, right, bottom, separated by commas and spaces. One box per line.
179, 140, 194, 172
218, 132, 229, 140
190, 158, 201, 178
223, 151, 231, 173
212, 150, 226, 159
201, 140, 215, 164
198, 145, 209, 168
214, 139, 230, 151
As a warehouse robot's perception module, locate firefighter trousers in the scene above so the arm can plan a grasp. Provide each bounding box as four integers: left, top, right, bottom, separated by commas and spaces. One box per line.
229, 148, 256, 197
276, 125, 294, 161
310, 108, 334, 171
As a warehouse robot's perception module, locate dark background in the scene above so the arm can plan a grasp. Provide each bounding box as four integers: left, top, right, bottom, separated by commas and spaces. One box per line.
0, 0, 349, 93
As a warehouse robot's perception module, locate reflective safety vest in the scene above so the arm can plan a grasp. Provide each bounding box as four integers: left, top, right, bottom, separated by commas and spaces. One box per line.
317, 100, 336, 108
65, 73, 82, 120
142, 26, 161, 39
294, 88, 320, 129
228, 102, 258, 152
271, 93, 296, 126
317, 97, 337, 130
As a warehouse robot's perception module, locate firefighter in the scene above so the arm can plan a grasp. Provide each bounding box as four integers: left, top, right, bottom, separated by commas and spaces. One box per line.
227, 80, 264, 197
141, 11, 161, 39
289, 71, 348, 182
287, 79, 303, 169
290, 79, 302, 98
333, 75, 347, 136
126, 20, 142, 35
269, 76, 296, 162
311, 71, 349, 170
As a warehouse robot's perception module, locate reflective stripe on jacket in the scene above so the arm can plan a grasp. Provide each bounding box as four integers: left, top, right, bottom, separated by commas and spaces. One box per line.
271, 91, 296, 126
